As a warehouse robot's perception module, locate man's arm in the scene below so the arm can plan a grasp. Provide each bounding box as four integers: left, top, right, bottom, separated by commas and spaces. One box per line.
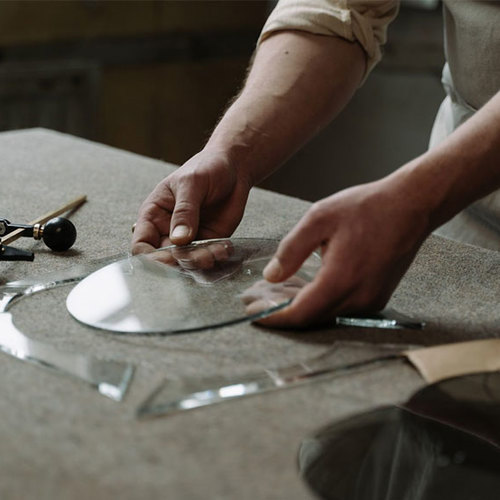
206, 30, 366, 187
258, 89, 500, 327
133, 22, 500, 329
396, 90, 500, 228
131, 31, 366, 253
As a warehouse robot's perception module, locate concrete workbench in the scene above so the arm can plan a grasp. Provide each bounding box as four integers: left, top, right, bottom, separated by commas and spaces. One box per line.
1, 128, 499, 499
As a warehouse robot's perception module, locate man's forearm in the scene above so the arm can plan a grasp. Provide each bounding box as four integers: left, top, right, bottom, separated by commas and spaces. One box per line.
205, 30, 366, 186
388, 90, 500, 233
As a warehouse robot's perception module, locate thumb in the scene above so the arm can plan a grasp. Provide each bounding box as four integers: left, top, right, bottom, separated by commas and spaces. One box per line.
169, 182, 203, 245
263, 220, 323, 283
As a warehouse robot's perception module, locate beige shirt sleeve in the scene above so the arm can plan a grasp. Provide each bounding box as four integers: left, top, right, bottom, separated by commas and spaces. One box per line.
258, 0, 399, 80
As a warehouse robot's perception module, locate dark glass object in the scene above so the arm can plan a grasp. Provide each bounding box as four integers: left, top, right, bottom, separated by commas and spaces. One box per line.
299, 373, 500, 500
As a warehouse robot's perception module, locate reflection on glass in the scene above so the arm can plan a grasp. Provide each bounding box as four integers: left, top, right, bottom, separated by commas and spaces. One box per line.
0, 255, 135, 401
137, 342, 409, 418
336, 309, 424, 330
66, 238, 321, 334
0, 253, 127, 295
299, 373, 500, 500
66, 238, 424, 335
0, 293, 133, 401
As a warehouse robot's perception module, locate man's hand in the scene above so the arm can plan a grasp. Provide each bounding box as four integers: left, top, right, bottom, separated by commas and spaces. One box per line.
132, 31, 366, 255
132, 148, 251, 254
253, 87, 500, 328
255, 175, 431, 328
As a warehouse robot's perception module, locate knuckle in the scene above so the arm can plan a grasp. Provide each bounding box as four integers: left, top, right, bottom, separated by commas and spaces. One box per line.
177, 168, 204, 188
305, 201, 332, 230
173, 199, 196, 217
276, 235, 293, 258
174, 198, 193, 211
153, 178, 174, 198
170, 169, 208, 206
307, 202, 325, 223
139, 201, 169, 225
138, 200, 156, 217
147, 184, 175, 211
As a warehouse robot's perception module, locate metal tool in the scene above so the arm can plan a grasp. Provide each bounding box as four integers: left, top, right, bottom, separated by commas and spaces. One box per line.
0, 217, 76, 252
0, 195, 85, 261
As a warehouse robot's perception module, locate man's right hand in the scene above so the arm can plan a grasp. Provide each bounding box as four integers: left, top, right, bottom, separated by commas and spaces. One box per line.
132, 147, 251, 254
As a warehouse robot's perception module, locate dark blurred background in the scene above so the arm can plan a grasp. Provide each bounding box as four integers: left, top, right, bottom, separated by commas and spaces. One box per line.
0, 0, 444, 201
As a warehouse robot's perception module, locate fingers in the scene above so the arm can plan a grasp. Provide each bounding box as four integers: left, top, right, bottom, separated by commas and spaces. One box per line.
243, 249, 347, 329
263, 207, 326, 283
133, 150, 249, 252
255, 203, 336, 325
255, 265, 346, 328
254, 241, 393, 329
239, 278, 305, 306
132, 241, 157, 255
143, 248, 177, 266
132, 179, 176, 253
132, 167, 206, 250
131, 218, 164, 255
169, 177, 206, 246
171, 241, 233, 270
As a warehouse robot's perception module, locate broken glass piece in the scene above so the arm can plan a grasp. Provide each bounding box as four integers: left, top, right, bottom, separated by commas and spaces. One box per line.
0, 241, 423, 403
137, 342, 409, 418
0, 290, 133, 401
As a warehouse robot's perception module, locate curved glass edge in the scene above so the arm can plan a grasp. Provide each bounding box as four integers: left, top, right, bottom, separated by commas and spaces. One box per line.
70, 298, 293, 337
66, 238, 320, 335
0, 238, 315, 298
0, 240, 424, 336
0, 311, 134, 401
0, 253, 129, 296
0, 253, 135, 401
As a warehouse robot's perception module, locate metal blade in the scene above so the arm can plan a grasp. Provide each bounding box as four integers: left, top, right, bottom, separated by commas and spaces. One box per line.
336, 308, 425, 330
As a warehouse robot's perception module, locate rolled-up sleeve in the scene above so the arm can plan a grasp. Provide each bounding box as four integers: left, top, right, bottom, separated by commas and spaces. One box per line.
258, 0, 399, 81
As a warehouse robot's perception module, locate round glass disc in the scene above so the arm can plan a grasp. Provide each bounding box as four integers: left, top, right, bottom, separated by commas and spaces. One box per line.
66, 238, 321, 334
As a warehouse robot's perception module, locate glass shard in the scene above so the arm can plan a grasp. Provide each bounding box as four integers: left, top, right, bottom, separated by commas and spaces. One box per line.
0, 260, 135, 401
336, 309, 425, 330
137, 342, 409, 418
0, 303, 133, 401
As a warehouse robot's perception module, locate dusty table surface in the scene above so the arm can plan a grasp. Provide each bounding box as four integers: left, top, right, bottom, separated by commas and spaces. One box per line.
0, 128, 499, 500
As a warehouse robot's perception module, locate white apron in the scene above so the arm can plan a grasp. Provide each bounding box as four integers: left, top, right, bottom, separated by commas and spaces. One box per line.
431, 64, 500, 251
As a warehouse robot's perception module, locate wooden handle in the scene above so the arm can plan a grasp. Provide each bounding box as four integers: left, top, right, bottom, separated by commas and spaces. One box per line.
1, 195, 87, 245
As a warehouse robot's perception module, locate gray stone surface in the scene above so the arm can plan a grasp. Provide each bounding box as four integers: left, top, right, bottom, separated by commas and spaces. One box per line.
0, 129, 498, 499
